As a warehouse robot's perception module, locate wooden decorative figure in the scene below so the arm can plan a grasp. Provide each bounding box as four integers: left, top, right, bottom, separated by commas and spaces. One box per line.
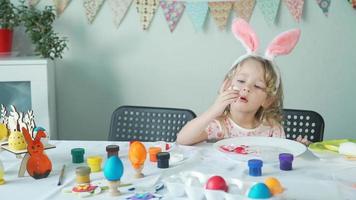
21, 127, 52, 179
0, 105, 56, 177
128, 141, 147, 178
103, 155, 124, 196
23, 110, 36, 138
0, 104, 9, 141
7, 106, 27, 151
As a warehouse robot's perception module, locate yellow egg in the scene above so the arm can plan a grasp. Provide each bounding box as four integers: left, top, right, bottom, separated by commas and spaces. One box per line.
0, 161, 4, 185
265, 177, 283, 195
0, 123, 8, 140
8, 131, 27, 151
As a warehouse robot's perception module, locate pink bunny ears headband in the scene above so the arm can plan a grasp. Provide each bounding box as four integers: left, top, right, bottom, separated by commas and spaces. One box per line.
231, 18, 301, 94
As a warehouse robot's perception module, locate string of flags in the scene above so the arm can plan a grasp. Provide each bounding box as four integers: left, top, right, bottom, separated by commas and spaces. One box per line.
28, 0, 355, 32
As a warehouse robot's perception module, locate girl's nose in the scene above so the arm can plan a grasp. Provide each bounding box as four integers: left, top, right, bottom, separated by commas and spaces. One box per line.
242, 87, 250, 93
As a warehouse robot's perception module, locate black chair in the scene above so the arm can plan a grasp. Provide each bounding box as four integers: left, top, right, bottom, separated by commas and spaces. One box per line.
108, 105, 196, 142
282, 109, 324, 143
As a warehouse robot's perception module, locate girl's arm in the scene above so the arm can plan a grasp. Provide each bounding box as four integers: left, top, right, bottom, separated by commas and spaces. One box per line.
176, 111, 215, 145
177, 80, 239, 145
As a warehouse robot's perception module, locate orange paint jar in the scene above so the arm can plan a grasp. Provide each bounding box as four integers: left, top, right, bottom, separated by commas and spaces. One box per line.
149, 147, 162, 162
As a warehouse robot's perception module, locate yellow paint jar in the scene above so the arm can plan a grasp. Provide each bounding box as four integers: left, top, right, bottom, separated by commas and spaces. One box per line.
75, 166, 91, 185
87, 156, 102, 173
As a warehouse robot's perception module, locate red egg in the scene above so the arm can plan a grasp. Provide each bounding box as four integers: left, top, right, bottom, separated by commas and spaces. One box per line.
205, 175, 228, 192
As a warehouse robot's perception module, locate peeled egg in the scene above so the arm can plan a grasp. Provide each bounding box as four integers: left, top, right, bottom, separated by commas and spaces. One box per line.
205, 175, 228, 192
265, 177, 283, 195
248, 183, 272, 199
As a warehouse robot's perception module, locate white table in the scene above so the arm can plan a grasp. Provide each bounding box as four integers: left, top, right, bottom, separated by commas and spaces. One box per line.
0, 140, 355, 200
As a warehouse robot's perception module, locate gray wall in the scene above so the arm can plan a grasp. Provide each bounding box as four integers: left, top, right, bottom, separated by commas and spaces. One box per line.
15, 1, 356, 140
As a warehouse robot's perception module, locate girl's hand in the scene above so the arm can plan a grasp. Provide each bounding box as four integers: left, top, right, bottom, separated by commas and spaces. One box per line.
296, 135, 312, 146
206, 79, 240, 118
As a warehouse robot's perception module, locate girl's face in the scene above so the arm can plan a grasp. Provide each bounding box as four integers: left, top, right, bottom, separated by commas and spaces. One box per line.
230, 59, 270, 114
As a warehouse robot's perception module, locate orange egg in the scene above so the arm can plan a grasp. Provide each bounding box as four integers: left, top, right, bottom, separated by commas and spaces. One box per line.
265, 177, 283, 195
128, 141, 147, 169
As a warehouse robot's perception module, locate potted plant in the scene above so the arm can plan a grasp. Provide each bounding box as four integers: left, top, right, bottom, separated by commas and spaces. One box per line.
18, 1, 67, 60
0, 0, 20, 54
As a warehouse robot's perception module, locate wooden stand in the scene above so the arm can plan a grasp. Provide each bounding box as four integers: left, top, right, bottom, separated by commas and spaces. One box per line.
107, 180, 121, 196
0, 142, 55, 177
134, 165, 144, 178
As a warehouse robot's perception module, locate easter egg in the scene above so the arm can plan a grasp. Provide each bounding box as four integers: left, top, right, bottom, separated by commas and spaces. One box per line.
8, 131, 27, 150
265, 177, 283, 195
248, 183, 272, 199
205, 175, 228, 192
129, 141, 147, 169
103, 156, 124, 181
0, 123, 8, 140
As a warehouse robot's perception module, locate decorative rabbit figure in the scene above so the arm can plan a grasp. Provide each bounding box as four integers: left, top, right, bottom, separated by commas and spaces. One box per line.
22, 127, 52, 179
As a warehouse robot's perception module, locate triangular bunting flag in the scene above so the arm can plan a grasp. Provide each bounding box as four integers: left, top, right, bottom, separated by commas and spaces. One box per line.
233, 0, 256, 22
83, 0, 105, 24
208, 2, 233, 30
53, 0, 71, 16
315, 0, 331, 16
160, 1, 185, 32
283, 0, 304, 22
108, 0, 133, 28
348, 0, 356, 9
186, 2, 209, 31
257, 0, 281, 25
136, 0, 159, 30
28, 0, 40, 7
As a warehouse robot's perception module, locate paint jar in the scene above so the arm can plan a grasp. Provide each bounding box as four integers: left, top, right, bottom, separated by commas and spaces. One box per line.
157, 152, 170, 168
75, 166, 91, 185
248, 159, 263, 176
87, 156, 103, 172
149, 147, 162, 162
106, 145, 120, 158
279, 153, 294, 171
71, 148, 85, 163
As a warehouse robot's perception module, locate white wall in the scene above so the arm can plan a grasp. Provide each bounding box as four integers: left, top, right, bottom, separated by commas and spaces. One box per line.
14, 1, 356, 140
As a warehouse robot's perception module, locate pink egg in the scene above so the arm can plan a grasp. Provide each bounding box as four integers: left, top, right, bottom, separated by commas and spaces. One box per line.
205, 176, 228, 192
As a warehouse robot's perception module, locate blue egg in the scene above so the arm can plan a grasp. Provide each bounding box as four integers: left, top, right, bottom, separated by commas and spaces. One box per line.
103, 156, 124, 181
248, 183, 272, 199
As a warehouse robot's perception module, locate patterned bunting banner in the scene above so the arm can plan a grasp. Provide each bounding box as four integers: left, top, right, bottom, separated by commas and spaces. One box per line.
284, 0, 304, 22
315, 0, 331, 16
257, 0, 281, 25
28, 0, 40, 7
136, 0, 159, 30
208, 2, 233, 30
83, 0, 105, 24
186, 2, 209, 31
53, 0, 71, 16
160, 1, 185, 32
108, 0, 133, 28
233, 0, 256, 22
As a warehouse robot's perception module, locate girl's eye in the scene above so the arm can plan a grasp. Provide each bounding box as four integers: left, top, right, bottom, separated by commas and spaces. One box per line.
237, 80, 245, 83
255, 85, 265, 89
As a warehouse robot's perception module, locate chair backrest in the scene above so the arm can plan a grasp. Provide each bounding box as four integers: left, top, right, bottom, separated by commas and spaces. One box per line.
108, 105, 196, 142
282, 109, 324, 143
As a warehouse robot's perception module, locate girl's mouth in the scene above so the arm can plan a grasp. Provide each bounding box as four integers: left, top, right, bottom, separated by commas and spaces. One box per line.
239, 96, 248, 103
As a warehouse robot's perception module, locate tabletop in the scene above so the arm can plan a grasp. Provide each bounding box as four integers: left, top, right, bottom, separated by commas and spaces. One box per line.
0, 140, 355, 200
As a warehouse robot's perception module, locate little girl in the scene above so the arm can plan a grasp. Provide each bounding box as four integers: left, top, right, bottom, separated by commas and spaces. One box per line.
177, 19, 304, 145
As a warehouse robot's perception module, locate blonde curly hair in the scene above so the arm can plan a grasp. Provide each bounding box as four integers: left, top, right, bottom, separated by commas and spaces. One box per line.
219, 55, 283, 129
